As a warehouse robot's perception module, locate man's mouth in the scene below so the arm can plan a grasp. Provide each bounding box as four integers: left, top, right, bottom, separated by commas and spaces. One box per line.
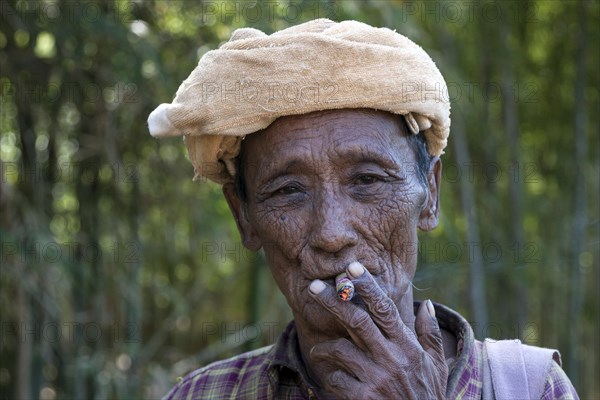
311, 276, 366, 308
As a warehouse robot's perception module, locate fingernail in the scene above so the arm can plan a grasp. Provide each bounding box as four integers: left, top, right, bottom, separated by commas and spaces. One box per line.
426, 299, 435, 318
309, 280, 326, 295
347, 261, 365, 278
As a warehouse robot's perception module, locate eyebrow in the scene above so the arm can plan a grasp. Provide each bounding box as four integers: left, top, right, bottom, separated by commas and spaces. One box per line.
256, 158, 307, 189
335, 145, 401, 168
256, 144, 402, 186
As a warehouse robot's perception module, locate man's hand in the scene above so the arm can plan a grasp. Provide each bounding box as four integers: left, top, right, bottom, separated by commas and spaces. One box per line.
308, 262, 448, 399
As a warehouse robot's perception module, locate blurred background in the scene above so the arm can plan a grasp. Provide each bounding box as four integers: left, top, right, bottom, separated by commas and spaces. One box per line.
1, 0, 598, 399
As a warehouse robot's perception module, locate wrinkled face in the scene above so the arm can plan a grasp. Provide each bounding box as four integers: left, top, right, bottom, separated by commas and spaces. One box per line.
225, 109, 440, 337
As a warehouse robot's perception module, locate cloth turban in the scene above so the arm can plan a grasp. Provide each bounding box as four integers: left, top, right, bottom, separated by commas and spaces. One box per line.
148, 18, 450, 184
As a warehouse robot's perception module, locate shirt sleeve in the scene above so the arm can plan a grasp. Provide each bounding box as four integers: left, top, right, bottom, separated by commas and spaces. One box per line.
540, 362, 579, 400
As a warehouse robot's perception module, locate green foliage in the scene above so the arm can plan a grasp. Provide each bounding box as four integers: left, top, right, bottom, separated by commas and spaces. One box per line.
1, 0, 598, 398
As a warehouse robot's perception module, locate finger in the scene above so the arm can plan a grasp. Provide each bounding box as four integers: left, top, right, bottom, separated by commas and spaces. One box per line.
324, 369, 364, 399
415, 299, 445, 365
310, 338, 371, 381
309, 279, 382, 350
347, 262, 416, 344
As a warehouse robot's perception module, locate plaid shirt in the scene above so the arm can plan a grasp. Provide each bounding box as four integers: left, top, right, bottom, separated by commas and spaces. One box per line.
164, 303, 579, 399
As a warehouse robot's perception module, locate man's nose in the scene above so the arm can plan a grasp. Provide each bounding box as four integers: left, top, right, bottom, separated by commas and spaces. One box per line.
308, 192, 359, 255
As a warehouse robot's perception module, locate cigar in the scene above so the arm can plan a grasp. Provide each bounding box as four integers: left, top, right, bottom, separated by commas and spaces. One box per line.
335, 273, 354, 301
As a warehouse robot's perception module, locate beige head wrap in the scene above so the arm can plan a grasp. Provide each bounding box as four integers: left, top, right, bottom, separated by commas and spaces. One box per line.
148, 19, 450, 184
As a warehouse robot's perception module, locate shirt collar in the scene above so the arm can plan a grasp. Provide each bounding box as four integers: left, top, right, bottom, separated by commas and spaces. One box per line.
266, 320, 317, 396
428, 302, 479, 395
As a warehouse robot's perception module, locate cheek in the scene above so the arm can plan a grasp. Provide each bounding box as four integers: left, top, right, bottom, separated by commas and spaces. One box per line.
358, 182, 425, 294
360, 181, 425, 252
250, 204, 311, 260
263, 248, 339, 332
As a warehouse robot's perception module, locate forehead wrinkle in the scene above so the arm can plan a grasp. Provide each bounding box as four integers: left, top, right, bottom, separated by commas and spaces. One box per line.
328, 132, 414, 170
243, 133, 314, 184
260, 112, 346, 148
326, 144, 398, 171
242, 109, 415, 185
249, 108, 408, 152
326, 115, 411, 161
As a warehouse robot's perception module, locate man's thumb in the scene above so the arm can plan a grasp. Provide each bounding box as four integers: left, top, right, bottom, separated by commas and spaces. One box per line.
415, 299, 445, 362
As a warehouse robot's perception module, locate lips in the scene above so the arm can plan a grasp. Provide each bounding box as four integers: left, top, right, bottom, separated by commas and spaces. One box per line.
308, 259, 363, 280
308, 276, 365, 305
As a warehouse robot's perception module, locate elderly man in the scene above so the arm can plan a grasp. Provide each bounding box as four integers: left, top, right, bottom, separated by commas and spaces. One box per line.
149, 19, 578, 400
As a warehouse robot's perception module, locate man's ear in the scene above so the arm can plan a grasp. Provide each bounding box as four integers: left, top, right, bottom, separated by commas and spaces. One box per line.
418, 157, 442, 232
222, 183, 262, 251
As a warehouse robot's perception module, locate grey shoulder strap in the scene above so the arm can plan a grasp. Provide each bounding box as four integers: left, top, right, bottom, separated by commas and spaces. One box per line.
482, 339, 560, 400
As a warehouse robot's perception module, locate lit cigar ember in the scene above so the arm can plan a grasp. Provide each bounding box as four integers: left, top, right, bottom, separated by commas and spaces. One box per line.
335, 273, 354, 301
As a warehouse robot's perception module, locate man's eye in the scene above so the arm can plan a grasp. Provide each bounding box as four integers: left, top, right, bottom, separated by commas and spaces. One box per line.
354, 175, 382, 185
274, 185, 302, 196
